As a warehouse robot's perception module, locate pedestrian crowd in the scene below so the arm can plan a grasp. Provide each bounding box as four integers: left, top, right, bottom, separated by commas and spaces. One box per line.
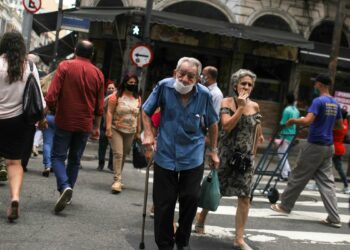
0, 31, 348, 250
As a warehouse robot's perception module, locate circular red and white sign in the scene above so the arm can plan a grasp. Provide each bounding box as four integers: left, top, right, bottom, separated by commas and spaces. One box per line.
22, 0, 41, 14
129, 44, 154, 68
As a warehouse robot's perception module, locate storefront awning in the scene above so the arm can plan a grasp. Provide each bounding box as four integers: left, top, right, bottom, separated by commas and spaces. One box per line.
150, 11, 314, 49
300, 42, 350, 68
59, 7, 313, 49
30, 32, 77, 65
33, 9, 75, 34
63, 7, 134, 22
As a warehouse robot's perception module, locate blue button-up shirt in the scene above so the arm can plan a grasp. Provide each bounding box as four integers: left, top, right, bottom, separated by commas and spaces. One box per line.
143, 77, 218, 171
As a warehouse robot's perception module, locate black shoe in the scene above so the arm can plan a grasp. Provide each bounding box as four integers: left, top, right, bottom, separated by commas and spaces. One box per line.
42, 168, 50, 177
107, 165, 113, 171
97, 165, 103, 171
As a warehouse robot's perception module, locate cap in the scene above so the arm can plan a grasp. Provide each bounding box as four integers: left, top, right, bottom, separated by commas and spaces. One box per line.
312, 74, 332, 85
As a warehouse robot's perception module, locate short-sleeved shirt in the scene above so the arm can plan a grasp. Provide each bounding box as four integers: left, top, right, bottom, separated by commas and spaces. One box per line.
280, 105, 300, 141
207, 83, 223, 116
307, 95, 342, 145
109, 93, 141, 134
143, 77, 218, 171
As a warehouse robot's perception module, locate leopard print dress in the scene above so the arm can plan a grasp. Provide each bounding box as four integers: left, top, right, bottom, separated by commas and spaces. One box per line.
218, 108, 262, 197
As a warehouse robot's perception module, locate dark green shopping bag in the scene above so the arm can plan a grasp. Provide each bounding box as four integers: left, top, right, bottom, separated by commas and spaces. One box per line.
198, 170, 221, 211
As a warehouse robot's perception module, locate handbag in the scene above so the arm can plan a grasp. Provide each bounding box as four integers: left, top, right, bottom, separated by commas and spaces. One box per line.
198, 170, 221, 211
132, 138, 148, 169
22, 61, 44, 124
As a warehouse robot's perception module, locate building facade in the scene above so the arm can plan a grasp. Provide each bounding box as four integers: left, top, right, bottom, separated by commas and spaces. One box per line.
54, 0, 350, 134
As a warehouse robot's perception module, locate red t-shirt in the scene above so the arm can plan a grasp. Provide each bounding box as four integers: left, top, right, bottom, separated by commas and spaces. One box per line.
333, 119, 348, 156
45, 56, 105, 132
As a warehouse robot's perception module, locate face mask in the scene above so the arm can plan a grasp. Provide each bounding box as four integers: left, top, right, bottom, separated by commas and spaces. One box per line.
106, 88, 114, 95
200, 75, 208, 85
312, 88, 320, 98
174, 79, 195, 95
125, 83, 138, 92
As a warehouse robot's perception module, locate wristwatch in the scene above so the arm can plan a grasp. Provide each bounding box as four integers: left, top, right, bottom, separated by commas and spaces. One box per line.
208, 147, 219, 153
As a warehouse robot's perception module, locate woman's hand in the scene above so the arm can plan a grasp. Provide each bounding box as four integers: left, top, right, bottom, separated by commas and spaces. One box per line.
105, 128, 112, 139
37, 119, 48, 130
236, 89, 249, 107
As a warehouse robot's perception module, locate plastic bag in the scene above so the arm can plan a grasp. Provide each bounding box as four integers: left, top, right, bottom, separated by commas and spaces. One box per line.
198, 170, 221, 211
132, 139, 148, 169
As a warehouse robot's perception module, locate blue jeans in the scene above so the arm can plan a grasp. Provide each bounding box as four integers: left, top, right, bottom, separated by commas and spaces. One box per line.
42, 114, 56, 168
51, 127, 89, 192
332, 155, 349, 188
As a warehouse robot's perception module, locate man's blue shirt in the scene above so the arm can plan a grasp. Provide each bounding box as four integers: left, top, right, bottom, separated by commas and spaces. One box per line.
308, 95, 341, 145
143, 77, 218, 171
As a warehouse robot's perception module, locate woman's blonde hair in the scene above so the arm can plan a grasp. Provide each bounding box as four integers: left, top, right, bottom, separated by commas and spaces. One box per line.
231, 69, 257, 89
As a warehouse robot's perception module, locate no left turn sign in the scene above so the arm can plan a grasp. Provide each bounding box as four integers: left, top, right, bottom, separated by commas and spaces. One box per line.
130, 44, 154, 68
22, 0, 41, 14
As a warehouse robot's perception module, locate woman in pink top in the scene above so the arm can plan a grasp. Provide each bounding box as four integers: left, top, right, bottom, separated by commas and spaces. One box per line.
106, 73, 141, 193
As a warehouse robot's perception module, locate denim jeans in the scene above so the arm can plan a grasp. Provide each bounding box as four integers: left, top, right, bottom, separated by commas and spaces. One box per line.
42, 114, 56, 168
51, 127, 89, 192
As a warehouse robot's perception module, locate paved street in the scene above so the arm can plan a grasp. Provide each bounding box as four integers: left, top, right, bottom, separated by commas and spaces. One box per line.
0, 149, 349, 250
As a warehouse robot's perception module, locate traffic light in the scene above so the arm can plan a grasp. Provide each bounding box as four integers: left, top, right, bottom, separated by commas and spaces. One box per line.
130, 24, 143, 38
129, 14, 144, 38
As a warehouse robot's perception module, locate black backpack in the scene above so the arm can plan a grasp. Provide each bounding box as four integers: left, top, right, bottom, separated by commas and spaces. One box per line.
22, 61, 44, 124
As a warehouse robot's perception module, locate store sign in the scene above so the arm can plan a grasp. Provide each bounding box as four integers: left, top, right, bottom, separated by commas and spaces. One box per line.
61, 16, 90, 33
334, 91, 350, 112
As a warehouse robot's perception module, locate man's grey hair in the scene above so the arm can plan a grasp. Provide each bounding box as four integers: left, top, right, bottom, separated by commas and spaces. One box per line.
176, 57, 202, 77
231, 69, 257, 88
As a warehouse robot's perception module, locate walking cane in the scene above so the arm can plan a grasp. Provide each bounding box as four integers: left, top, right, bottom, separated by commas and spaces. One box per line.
139, 154, 154, 249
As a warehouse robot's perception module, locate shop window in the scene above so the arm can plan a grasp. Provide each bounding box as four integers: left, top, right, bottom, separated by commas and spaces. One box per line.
309, 21, 348, 47
96, 0, 123, 7
243, 55, 290, 103
252, 15, 291, 32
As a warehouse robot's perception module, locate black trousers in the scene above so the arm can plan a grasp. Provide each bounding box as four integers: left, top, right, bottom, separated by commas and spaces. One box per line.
153, 163, 204, 250
98, 128, 113, 169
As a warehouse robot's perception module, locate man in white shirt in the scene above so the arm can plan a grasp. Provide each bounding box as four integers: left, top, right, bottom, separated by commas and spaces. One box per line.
201, 66, 223, 116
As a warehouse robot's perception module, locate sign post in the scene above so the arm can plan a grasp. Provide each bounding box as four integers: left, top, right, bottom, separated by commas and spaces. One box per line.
21, 0, 41, 51
129, 44, 154, 99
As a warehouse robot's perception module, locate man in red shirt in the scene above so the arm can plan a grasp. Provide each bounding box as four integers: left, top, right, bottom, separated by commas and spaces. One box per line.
45, 40, 104, 213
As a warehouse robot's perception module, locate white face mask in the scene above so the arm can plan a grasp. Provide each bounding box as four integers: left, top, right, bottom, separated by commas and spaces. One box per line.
174, 79, 195, 95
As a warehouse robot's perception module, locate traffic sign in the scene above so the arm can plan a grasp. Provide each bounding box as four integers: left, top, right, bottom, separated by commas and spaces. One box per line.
22, 0, 41, 14
129, 44, 154, 68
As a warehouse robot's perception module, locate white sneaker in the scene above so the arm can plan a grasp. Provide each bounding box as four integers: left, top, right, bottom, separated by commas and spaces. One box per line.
343, 187, 350, 194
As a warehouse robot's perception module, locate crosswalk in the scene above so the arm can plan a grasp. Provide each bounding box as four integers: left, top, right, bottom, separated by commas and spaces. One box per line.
139, 169, 350, 246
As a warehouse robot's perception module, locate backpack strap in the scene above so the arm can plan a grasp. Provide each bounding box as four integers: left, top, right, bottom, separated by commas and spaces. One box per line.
28, 60, 33, 73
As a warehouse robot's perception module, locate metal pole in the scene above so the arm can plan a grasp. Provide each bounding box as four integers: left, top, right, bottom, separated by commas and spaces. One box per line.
50, 0, 64, 71
21, 11, 33, 51
143, 0, 153, 42
328, 0, 346, 92
139, 0, 154, 101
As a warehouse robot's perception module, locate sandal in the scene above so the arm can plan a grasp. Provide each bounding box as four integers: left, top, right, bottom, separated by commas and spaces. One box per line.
233, 242, 253, 250
194, 223, 205, 234
270, 204, 289, 214
194, 213, 205, 234
7, 200, 19, 222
